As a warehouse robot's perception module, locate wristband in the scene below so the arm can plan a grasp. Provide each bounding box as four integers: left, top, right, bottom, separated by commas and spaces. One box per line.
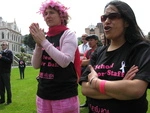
99, 80, 106, 94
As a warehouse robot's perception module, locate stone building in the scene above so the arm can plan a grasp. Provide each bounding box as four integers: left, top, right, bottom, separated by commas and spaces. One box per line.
85, 22, 104, 40
0, 17, 22, 54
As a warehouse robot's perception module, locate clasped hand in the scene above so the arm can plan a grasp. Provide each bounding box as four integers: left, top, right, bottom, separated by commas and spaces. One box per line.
29, 23, 45, 46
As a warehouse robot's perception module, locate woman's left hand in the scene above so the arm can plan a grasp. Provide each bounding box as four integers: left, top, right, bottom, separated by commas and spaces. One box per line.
88, 65, 98, 82
123, 65, 138, 80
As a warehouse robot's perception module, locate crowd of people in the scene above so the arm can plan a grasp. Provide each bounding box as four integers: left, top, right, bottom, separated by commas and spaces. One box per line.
1, 0, 150, 113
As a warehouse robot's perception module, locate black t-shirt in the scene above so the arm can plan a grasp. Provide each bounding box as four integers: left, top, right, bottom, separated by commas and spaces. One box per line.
80, 41, 150, 113
37, 32, 78, 100
18, 60, 26, 68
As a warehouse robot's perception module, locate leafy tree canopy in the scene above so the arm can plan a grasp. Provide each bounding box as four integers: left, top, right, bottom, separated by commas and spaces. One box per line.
23, 34, 35, 49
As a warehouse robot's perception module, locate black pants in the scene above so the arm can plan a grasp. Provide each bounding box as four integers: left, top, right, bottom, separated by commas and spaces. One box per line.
19, 68, 25, 79
0, 73, 12, 102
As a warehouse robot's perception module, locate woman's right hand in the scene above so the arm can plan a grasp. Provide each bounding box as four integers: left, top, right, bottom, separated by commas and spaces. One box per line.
123, 65, 138, 80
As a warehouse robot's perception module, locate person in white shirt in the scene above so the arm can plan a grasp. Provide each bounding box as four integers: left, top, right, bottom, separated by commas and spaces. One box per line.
78, 34, 91, 108
78, 34, 90, 59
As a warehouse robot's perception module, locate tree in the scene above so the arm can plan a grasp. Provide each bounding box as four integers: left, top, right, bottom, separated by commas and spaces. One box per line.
24, 34, 36, 50
20, 47, 25, 53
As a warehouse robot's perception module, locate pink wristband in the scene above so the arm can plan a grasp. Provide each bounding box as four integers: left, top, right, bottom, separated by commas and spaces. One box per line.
99, 80, 106, 94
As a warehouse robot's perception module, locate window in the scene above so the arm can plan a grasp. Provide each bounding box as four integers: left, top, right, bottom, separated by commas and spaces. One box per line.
7, 33, 9, 39
2, 32, 4, 39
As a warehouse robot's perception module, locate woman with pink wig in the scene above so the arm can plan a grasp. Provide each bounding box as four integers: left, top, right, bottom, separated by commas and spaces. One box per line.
29, 0, 80, 113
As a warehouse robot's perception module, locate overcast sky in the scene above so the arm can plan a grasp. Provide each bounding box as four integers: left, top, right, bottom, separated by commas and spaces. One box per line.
0, 0, 149, 37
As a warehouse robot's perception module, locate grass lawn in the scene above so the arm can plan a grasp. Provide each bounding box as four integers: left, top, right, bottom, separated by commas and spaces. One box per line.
0, 66, 149, 113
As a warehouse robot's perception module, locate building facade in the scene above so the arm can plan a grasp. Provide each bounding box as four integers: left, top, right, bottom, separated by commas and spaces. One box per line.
0, 17, 22, 54
85, 22, 104, 40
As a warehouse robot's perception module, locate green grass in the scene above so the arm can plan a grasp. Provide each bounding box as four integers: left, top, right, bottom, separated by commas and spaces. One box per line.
0, 66, 149, 113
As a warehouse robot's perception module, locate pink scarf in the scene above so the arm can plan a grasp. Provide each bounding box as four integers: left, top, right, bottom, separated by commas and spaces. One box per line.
47, 25, 68, 37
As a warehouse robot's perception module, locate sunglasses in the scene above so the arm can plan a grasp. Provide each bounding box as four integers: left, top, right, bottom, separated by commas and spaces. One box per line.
101, 13, 121, 22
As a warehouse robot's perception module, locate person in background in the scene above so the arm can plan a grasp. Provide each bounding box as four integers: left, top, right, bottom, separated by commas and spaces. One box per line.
18, 57, 26, 79
78, 34, 91, 108
81, 34, 99, 74
80, 34, 99, 108
79, 0, 150, 113
99, 34, 105, 46
78, 34, 91, 60
0, 41, 13, 105
29, 0, 80, 113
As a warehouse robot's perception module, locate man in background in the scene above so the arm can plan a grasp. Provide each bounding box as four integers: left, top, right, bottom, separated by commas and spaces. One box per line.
78, 34, 90, 60
0, 41, 13, 105
80, 34, 99, 108
81, 34, 99, 71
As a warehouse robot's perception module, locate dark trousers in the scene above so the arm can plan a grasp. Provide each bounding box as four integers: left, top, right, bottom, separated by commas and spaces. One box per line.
0, 73, 12, 102
19, 68, 25, 79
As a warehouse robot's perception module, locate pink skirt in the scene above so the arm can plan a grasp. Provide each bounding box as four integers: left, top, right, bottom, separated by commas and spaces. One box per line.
36, 96, 79, 113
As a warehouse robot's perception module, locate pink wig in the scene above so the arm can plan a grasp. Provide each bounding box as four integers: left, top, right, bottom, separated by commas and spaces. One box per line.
39, 0, 70, 25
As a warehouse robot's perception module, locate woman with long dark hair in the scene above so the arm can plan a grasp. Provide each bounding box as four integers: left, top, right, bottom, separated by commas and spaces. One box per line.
80, 1, 150, 113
